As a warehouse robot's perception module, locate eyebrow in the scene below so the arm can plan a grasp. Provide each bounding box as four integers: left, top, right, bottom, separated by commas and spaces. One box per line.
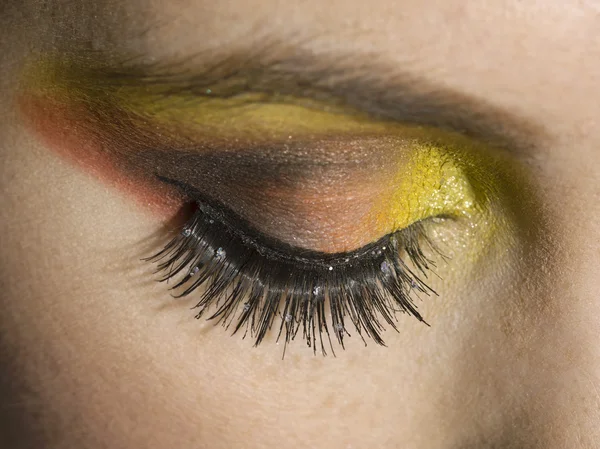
87, 48, 545, 153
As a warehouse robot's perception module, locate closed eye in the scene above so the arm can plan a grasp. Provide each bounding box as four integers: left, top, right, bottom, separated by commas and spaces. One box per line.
147, 176, 437, 356
19, 54, 539, 356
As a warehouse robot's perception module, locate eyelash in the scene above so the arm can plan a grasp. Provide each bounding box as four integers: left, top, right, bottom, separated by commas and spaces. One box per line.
147, 180, 439, 356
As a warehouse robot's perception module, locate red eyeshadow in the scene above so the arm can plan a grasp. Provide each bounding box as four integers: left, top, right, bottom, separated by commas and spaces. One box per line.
18, 93, 185, 218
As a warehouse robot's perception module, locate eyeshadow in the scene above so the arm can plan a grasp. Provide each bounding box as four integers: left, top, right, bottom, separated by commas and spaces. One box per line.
18, 56, 535, 256
18, 93, 186, 216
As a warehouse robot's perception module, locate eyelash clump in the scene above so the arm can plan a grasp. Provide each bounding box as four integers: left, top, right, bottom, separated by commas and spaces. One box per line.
148, 198, 437, 356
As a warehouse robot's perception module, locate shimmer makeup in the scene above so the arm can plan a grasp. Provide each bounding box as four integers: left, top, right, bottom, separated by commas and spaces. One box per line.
17, 55, 535, 353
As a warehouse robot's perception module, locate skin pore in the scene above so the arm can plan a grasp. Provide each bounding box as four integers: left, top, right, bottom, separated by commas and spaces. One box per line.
1, 1, 600, 449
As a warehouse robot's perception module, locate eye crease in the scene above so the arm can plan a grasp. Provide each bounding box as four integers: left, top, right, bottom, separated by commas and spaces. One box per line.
18, 54, 538, 355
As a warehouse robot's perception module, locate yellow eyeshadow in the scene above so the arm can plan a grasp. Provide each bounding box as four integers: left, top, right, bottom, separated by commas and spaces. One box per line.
153, 100, 392, 139
355, 128, 519, 257
378, 144, 480, 232
108, 90, 399, 142
22, 58, 414, 141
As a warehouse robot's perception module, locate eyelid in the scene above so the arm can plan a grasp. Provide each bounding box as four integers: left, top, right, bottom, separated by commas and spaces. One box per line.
17, 79, 499, 238
21, 74, 499, 254
144, 124, 489, 249
20, 57, 529, 254
160, 175, 398, 266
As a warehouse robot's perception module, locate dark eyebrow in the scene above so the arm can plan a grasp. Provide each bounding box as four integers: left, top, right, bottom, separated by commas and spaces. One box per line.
86, 49, 545, 153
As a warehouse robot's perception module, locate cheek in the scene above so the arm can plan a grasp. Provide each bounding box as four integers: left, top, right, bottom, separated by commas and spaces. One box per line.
18, 93, 185, 218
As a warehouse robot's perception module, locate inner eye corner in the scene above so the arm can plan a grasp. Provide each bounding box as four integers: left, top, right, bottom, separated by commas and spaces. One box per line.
427, 213, 457, 223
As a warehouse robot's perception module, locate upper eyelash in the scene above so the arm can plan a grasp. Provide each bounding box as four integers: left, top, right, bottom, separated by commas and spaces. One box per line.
147, 180, 439, 356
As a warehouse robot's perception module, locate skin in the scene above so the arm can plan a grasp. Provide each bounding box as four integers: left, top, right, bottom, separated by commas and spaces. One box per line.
1, 1, 599, 448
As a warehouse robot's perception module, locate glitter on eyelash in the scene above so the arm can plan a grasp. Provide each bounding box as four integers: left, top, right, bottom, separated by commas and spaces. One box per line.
147, 194, 439, 356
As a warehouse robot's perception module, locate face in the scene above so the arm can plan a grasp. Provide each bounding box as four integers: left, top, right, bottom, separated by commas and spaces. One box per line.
1, 1, 599, 448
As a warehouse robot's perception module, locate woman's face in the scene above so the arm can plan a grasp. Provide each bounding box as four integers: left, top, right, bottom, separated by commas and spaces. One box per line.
1, 1, 599, 448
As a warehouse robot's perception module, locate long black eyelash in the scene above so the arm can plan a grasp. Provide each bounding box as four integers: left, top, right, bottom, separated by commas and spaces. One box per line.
147, 191, 437, 356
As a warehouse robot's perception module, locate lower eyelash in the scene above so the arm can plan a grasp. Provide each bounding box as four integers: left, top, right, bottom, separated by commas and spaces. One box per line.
147, 198, 438, 356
